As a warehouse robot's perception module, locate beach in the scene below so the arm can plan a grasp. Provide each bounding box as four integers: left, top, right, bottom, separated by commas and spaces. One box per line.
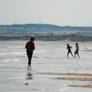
0, 41, 92, 92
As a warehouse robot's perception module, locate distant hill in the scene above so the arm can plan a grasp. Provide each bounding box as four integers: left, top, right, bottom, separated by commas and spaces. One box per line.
0, 23, 92, 41
0, 24, 92, 33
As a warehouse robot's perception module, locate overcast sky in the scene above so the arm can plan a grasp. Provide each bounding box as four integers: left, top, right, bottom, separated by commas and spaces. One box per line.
0, 0, 92, 26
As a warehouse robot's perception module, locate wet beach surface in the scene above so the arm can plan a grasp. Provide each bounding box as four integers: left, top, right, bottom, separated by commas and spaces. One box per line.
0, 41, 92, 92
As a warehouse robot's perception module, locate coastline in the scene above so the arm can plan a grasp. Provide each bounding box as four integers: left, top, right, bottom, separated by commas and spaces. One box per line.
0, 40, 92, 44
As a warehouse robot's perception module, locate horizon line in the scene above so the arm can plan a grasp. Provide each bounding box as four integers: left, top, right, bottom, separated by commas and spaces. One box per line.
0, 23, 92, 28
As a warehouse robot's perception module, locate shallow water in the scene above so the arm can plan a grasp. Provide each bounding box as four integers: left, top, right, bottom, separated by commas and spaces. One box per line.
0, 41, 92, 92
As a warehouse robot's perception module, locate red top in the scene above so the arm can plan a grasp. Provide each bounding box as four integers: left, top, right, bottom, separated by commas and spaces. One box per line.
25, 41, 35, 51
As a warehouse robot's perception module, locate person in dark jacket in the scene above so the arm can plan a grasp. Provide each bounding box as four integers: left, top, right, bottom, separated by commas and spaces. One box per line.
25, 37, 35, 69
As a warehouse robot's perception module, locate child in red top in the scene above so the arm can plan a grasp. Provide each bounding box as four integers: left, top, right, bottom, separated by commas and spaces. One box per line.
25, 37, 35, 69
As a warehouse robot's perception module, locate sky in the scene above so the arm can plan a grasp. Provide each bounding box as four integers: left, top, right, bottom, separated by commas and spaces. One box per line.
0, 0, 92, 26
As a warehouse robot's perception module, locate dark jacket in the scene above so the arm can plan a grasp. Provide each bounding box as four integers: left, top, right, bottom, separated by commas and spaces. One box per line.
25, 41, 35, 51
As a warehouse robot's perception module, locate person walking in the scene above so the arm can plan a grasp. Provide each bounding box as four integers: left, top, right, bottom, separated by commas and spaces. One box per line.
25, 36, 35, 69
74, 43, 80, 58
66, 44, 73, 58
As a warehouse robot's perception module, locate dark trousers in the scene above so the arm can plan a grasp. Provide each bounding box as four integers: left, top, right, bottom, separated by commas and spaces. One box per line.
26, 50, 33, 65
74, 50, 78, 54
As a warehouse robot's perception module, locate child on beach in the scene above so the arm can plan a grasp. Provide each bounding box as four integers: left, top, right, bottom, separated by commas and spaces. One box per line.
25, 36, 35, 69
74, 43, 80, 58
66, 44, 73, 58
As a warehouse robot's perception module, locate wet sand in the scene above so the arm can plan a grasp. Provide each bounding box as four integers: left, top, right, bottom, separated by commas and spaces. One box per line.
36, 72, 92, 76
69, 84, 92, 88
51, 77, 92, 81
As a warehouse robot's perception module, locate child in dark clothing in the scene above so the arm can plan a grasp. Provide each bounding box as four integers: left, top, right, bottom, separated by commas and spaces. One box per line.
66, 44, 73, 58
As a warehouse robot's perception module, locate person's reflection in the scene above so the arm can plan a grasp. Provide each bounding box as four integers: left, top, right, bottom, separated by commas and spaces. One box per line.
25, 72, 33, 85
26, 72, 33, 80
